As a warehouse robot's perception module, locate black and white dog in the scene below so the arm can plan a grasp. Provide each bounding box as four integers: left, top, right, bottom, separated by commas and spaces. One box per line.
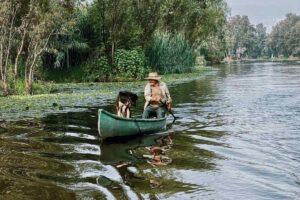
115, 91, 138, 118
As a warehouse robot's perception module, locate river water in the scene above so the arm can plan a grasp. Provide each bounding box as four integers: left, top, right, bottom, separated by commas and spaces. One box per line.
0, 62, 299, 199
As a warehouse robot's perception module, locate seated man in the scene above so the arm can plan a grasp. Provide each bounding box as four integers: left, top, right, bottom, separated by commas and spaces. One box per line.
142, 72, 172, 119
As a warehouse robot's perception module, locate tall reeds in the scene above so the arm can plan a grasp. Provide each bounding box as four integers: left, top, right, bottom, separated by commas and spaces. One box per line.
146, 32, 196, 74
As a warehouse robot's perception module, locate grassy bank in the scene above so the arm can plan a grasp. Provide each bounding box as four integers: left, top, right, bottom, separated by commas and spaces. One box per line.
0, 67, 211, 121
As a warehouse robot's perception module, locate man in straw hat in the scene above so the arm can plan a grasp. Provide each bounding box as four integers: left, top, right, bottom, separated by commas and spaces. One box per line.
142, 72, 172, 119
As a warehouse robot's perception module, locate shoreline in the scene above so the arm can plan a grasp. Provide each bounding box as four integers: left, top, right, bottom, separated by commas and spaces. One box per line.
222, 57, 300, 64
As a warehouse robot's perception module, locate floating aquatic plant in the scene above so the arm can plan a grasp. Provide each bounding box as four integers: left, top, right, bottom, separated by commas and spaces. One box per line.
0, 69, 209, 121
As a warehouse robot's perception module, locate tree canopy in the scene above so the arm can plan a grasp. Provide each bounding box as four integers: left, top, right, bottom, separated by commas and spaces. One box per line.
268, 13, 300, 57
1, 0, 299, 96
224, 13, 300, 59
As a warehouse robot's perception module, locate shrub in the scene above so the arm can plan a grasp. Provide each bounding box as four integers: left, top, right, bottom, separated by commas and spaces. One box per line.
146, 32, 196, 74
32, 81, 55, 95
10, 79, 27, 95
114, 48, 148, 81
83, 56, 112, 82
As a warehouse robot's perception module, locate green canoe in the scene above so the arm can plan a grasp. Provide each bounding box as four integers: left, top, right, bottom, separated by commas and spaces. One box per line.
98, 109, 167, 139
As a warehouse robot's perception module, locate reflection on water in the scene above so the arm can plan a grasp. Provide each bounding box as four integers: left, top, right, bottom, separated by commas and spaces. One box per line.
100, 133, 170, 165
1, 62, 300, 199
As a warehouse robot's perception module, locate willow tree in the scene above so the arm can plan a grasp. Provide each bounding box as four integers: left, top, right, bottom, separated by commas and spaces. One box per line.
22, 0, 76, 94
0, 1, 19, 95
0, 0, 76, 95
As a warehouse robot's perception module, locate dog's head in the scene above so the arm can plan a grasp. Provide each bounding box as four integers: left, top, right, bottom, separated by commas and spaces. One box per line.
116, 91, 138, 118
117, 91, 138, 106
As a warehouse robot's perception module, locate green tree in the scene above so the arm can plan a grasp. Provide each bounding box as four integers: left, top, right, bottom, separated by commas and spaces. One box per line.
199, 29, 227, 63
252, 23, 267, 58
132, 0, 162, 47
22, 0, 76, 94
227, 15, 256, 58
0, 0, 21, 95
268, 13, 300, 57
287, 21, 300, 56
0, 0, 78, 96
43, 7, 89, 70
159, 0, 228, 47
94, 0, 135, 64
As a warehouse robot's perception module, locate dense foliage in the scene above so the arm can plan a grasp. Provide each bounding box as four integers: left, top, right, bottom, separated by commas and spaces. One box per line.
0, 0, 230, 96
114, 48, 148, 80
1, 0, 299, 96
225, 15, 266, 59
0, 0, 76, 96
83, 56, 111, 82
268, 14, 300, 57
146, 32, 195, 74
224, 14, 300, 59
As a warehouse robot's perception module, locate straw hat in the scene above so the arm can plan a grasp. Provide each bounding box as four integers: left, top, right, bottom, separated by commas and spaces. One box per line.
145, 72, 161, 80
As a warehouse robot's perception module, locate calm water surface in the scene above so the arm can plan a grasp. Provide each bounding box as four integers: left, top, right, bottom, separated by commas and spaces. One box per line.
0, 62, 300, 199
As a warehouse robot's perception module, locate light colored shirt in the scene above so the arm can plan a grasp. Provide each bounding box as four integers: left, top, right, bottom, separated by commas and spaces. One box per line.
150, 86, 162, 107
144, 81, 172, 110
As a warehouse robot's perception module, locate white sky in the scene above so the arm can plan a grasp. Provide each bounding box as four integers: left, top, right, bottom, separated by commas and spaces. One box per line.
226, 0, 300, 32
